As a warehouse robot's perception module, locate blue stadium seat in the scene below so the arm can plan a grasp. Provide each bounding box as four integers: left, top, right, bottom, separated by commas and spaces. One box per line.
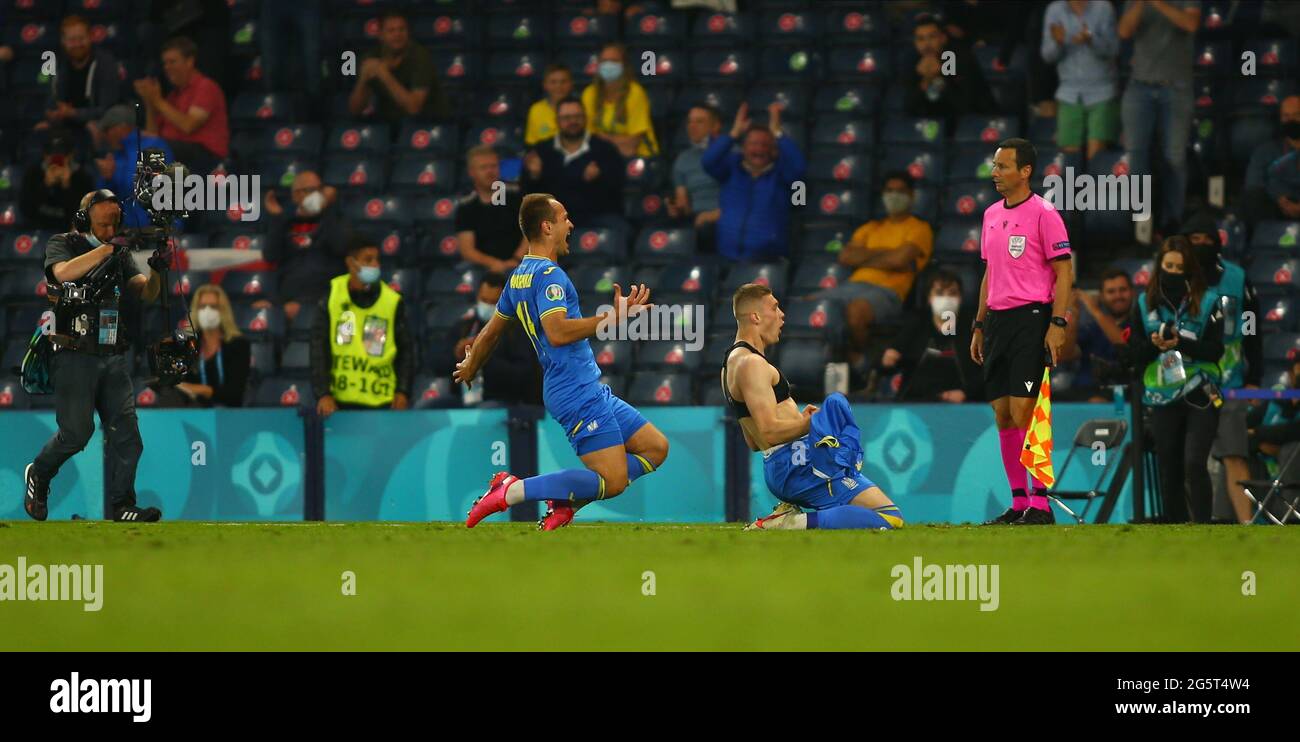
221, 271, 276, 301
214, 230, 266, 253
418, 226, 462, 265
409, 194, 461, 227
722, 262, 788, 298
826, 47, 891, 83
776, 338, 831, 391
625, 10, 689, 43
624, 191, 669, 223
807, 151, 870, 188
259, 124, 322, 157
758, 8, 822, 41
233, 303, 284, 340
689, 49, 754, 83
1247, 255, 1300, 291
810, 116, 873, 150
168, 271, 211, 299
1033, 148, 1084, 190
946, 147, 996, 185
570, 264, 629, 297
882, 147, 945, 186
670, 83, 744, 119
623, 156, 666, 191
2, 267, 47, 302
1251, 221, 1299, 251
691, 11, 753, 46
784, 296, 844, 340
825, 7, 888, 44
942, 183, 999, 220
812, 83, 879, 117
1, 230, 49, 264
0, 377, 31, 410
429, 50, 481, 86
791, 256, 851, 295
425, 299, 472, 335
410, 12, 478, 49
1194, 41, 1232, 77
628, 371, 693, 406
657, 262, 716, 304
600, 373, 627, 398
2, 21, 53, 54
954, 115, 1021, 146
344, 194, 413, 226
425, 266, 483, 300
486, 51, 546, 85
322, 154, 387, 192
465, 123, 524, 155
1257, 290, 1298, 333
553, 12, 617, 46
258, 155, 319, 191
810, 186, 870, 221
1193, 78, 1225, 118
389, 157, 455, 194
935, 220, 983, 258
748, 84, 809, 121
1230, 114, 1277, 165
1233, 78, 1297, 115
412, 375, 458, 409
381, 268, 421, 303
568, 224, 630, 263
1112, 258, 1155, 290
799, 226, 855, 259
231, 92, 298, 125
486, 13, 547, 48
637, 340, 705, 373
758, 46, 822, 82
1242, 39, 1296, 77
280, 340, 312, 375
592, 340, 635, 375
7, 56, 49, 94
253, 377, 311, 409
1262, 332, 1300, 363
640, 46, 688, 84
395, 123, 460, 157
634, 226, 695, 264
882, 117, 945, 148
326, 123, 390, 156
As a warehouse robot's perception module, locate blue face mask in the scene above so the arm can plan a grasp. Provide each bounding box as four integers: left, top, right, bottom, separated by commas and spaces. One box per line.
358, 266, 381, 285
597, 61, 623, 82
475, 301, 495, 323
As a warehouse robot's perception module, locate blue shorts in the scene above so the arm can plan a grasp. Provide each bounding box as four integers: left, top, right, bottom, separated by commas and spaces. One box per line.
554, 383, 650, 456
762, 392, 878, 509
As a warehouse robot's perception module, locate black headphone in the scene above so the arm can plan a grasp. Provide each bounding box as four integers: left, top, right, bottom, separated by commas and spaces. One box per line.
73, 189, 122, 233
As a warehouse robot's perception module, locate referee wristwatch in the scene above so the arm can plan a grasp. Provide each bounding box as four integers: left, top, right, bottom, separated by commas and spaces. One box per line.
1050, 316, 1069, 328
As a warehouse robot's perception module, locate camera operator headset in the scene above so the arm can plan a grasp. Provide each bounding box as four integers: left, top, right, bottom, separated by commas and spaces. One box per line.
1126, 235, 1225, 524
21, 188, 165, 523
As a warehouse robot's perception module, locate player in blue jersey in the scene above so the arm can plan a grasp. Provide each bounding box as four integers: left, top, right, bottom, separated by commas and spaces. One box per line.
722, 283, 904, 530
455, 194, 669, 530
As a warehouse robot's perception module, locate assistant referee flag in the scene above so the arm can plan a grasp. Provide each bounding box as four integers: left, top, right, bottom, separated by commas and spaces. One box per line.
1020, 367, 1055, 488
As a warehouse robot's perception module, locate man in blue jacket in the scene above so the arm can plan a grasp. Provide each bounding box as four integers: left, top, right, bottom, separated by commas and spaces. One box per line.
92, 104, 173, 227
702, 102, 806, 262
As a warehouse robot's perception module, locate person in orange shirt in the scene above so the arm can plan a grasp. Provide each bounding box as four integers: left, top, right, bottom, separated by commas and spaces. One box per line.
825, 170, 934, 370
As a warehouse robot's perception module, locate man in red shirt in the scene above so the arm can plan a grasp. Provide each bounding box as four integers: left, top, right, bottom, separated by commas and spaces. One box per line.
134, 36, 229, 174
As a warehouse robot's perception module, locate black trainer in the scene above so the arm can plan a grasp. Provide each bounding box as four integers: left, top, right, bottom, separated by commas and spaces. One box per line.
982, 507, 1024, 525
1012, 507, 1056, 525
113, 505, 162, 523
23, 463, 49, 521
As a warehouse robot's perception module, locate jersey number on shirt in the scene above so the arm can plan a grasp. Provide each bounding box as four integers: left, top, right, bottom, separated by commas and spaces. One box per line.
516, 302, 541, 354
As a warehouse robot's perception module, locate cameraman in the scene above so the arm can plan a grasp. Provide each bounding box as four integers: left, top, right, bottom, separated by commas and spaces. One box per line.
23, 189, 164, 523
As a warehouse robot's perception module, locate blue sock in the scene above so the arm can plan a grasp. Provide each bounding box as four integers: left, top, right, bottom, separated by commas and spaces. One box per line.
626, 453, 656, 484
522, 469, 606, 503
806, 505, 897, 530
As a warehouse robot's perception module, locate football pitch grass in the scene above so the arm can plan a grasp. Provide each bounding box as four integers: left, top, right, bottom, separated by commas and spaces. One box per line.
1, 520, 1297, 651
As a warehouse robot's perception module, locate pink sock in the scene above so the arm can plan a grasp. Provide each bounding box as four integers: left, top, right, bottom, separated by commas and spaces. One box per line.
998, 428, 1028, 503
1012, 492, 1030, 511
1029, 494, 1050, 511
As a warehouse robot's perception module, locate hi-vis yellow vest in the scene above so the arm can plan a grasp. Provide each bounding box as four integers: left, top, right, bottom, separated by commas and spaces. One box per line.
327, 274, 399, 407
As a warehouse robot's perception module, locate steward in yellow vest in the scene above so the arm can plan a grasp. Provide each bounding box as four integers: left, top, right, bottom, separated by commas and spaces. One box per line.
311, 236, 413, 416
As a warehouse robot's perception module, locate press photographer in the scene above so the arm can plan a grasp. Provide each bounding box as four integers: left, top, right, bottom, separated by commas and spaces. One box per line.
22, 189, 166, 523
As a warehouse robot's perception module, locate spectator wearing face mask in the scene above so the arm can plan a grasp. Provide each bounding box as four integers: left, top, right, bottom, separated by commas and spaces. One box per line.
877, 270, 982, 402
1058, 266, 1137, 401
581, 41, 659, 157
260, 171, 353, 324
1238, 95, 1300, 227
1127, 235, 1224, 523
825, 170, 934, 372
158, 284, 251, 408
446, 272, 542, 407
311, 234, 414, 418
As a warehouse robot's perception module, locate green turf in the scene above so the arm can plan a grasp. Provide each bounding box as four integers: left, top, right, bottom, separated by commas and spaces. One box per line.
0, 520, 1296, 651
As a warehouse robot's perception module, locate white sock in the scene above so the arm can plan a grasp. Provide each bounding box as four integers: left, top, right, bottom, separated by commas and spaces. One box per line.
785, 513, 809, 530
504, 478, 526, 506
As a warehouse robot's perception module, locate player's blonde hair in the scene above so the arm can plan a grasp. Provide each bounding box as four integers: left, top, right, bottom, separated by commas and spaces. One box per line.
732, 283, 773, 320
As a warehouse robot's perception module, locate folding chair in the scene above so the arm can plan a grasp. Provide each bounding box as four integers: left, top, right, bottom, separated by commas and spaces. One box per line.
1046, 418, 1129, 524
1240, 443, 1300, 525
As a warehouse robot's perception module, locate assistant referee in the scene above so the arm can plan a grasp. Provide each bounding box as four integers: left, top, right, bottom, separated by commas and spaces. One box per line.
970, 139, 1074, 526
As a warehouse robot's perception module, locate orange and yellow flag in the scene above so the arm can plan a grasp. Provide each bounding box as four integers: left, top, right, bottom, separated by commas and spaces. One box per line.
1020, 367, 1055, 488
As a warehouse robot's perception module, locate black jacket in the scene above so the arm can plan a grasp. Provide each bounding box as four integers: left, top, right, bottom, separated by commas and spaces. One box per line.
262, 204, 353, 305
20, 163, 96, 231
890, 306, 984, 402
50, 47, 125, 125
522, 134, 626, 226
310, 280, 414, 403
444, 308, 542, 406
